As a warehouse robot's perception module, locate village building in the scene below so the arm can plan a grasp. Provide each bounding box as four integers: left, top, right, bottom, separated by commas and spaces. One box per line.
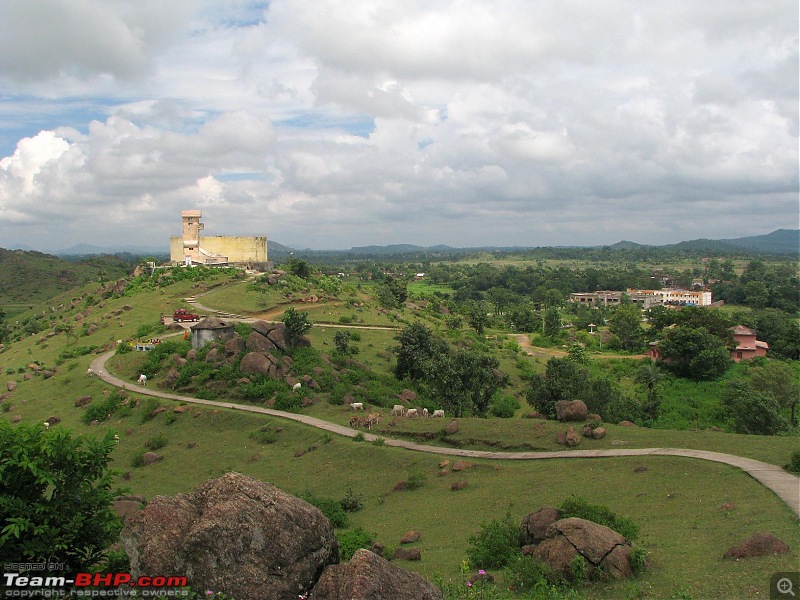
730, 325, 769, 362
569, 288, 712, 308
190, 317, 235, 349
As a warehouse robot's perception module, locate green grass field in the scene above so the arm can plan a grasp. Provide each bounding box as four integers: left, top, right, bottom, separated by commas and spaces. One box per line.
1, 272, 798, 600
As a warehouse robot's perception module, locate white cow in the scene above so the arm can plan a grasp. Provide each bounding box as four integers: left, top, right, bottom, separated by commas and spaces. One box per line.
292, 382, 302, 392
350, 402, 364, 411
432, 409, 445, 418
422, 408, 429, 417
391, 404, 406, 416
137, 374, 147, 386
406, 408, 418, 417
86, 368, 95, 378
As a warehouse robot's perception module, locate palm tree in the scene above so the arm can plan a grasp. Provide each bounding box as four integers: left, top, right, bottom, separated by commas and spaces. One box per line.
636, 361, 664, 420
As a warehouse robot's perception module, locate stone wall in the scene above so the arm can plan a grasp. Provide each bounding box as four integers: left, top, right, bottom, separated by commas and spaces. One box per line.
169, 235, 267, 264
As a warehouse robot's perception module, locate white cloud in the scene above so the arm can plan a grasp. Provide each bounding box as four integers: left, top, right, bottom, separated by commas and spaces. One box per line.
0, 0, 796, 250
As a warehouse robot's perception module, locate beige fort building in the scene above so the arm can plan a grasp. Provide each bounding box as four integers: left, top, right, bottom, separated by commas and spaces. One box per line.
169, 210, 268, 266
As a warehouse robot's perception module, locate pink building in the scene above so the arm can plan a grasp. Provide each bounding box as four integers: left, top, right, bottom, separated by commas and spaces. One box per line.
730, 325, 769, 362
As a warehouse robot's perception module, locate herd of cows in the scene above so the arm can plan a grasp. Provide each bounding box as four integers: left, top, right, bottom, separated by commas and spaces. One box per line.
348, 402, 445, 430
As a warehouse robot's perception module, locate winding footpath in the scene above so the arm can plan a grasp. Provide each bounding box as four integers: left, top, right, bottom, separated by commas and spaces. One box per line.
90, 350, 799, 516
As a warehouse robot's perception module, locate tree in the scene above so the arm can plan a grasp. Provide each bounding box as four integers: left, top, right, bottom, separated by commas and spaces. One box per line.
467, 302, 489, 335
0, 308, 9, 343
722, 380, 787, 435
747, 361, 800, 426
0, 422, 122, 574
526, 358, 589, 419
543, 306, 562, 339
635, 361, 664, 420
658, 326, 730, 380
394, 323, 447, 381
609, 302, 644, 352
287, 258, 311, 279
423, 349, 508, 417
376, 277, 408, 309
333, 330, 351, 354
282, 307, 312, 349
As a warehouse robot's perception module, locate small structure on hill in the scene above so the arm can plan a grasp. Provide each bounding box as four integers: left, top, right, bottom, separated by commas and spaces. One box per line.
169, 210, 268, 267
190, 317, 235, 349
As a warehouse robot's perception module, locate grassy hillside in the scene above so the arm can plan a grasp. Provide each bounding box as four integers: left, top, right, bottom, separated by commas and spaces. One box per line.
1, 268, 798, 599
0, 248, 134, 317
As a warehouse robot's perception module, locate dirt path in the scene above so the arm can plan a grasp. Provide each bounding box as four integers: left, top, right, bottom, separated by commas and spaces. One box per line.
91, 351, 800, 517
512, 334, 646, 360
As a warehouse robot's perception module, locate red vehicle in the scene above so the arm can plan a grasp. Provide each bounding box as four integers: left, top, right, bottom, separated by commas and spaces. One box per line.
173, 308, 201, 322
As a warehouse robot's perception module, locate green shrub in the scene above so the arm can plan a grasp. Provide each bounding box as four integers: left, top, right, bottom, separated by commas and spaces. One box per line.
372, 437, 385, 447
490, 394, 520, 418
503, 554, 562, 593
630, 546, 647, 575
784, 449, 800, 475
139, 398, 162, 424
165, 411, 177, 425
145, 433, 167, 451
340, 487, 364, 513
302, 494, 349, 528
249, 429, 278, 444
406, 470, 427, 490
82, 391, 126, 425
558, 496, 639, 541
131, 450, 146, 468
274, 393, 302, 413
466, 512, 521, 569
1, 402, 10, 413
570, 554, 588, 583
353, 432, 365, 442
336, 527, 373, 561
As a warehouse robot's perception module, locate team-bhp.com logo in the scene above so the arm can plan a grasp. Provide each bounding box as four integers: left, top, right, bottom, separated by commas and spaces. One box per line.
3, 572, 188, 597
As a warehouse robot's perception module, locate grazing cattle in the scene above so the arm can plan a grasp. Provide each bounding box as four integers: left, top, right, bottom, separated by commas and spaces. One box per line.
406, 408, 418, 417
137, 374, 147, 386
422, 408, 429, 417
391, 404, 406, 416
292, 382, 302, 391
86, 368, 95, 378
432, 409, 445, 418
350, 402, 364, 411
367, 412, 381, 424
349, 415, 360, 428
358, 417, 375, 430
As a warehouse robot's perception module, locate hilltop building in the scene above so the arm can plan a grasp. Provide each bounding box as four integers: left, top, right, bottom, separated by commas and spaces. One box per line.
169, 210, 268, 267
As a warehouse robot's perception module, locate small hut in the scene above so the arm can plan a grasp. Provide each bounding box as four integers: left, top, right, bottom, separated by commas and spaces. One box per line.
190, 317, 235, 349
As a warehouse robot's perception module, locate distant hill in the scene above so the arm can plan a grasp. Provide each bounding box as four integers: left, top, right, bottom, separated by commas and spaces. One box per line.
0, 249, 134, 315
718, 229, 799, 255
56, 243, 168, 257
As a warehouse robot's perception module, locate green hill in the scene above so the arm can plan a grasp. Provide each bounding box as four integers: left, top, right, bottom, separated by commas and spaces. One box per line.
0, 248, 134, 317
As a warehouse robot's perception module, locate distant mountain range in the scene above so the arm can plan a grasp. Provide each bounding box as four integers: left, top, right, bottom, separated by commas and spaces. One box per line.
5, 228, 798, 258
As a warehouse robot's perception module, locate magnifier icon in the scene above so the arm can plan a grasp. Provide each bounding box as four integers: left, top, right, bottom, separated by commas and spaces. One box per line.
778, 577, 796, 596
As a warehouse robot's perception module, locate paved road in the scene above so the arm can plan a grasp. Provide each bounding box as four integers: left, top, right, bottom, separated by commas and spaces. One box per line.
90, 351, 800, 516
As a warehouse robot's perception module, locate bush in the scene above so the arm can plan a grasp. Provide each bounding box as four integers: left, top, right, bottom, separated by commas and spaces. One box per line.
784, 449, 800, 475
340, 487, 364, 513
569, 555, 588, 583
139, 398, 161, 424
406, 470, 427, 491
302, 493, 348, 528
630, 546, 647, 575
466, 512, 521, 569
249, 429, 278, 445
144, 434, 167, 451
82, 391, 127, 425
337, 527, 373, 561
503, 555, 562, 594
490, 394, 520, 418
558, 496, 639, 541
273, 393, 302, 413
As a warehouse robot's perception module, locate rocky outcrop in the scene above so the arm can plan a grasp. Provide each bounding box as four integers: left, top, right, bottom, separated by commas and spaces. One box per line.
310, 549, 441, 600
521, 507, 561, 545
723, 533, 790, 559
240, 352, 280, 378
555, 400, 588, 422
532, 518, 632, 580
444, 420, 459, 435
121, 473, 339, 600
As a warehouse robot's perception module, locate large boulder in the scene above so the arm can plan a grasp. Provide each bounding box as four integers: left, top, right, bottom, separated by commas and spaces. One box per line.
555, 400, 588, 422
246, 331, 276, 353
121, 472, 339, 600
225, 336, 246, 355
532, 518, 632, 580
521, 507, 561, 545
240, 352, 279, 378
311, 549, 441, 600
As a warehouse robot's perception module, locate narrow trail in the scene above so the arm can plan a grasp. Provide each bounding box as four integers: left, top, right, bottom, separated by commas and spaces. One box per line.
91, 350, 800, 517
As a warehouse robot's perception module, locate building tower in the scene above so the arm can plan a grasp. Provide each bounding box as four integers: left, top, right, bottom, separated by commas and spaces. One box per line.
181, 210, 204, 264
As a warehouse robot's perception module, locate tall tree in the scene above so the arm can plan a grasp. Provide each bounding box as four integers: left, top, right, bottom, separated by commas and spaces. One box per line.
658, 326, 730, 380
543, 306, 562, 339
423, 349, 508, 417
282, 307, 312, 349
394, 322, 447, 381
609, 301, 644, 352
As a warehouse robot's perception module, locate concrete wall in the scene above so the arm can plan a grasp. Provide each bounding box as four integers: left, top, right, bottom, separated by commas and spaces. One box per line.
170, 236, 267, 264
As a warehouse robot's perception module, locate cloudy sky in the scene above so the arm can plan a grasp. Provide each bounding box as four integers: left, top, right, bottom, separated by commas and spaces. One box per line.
0, 0, 797, 252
